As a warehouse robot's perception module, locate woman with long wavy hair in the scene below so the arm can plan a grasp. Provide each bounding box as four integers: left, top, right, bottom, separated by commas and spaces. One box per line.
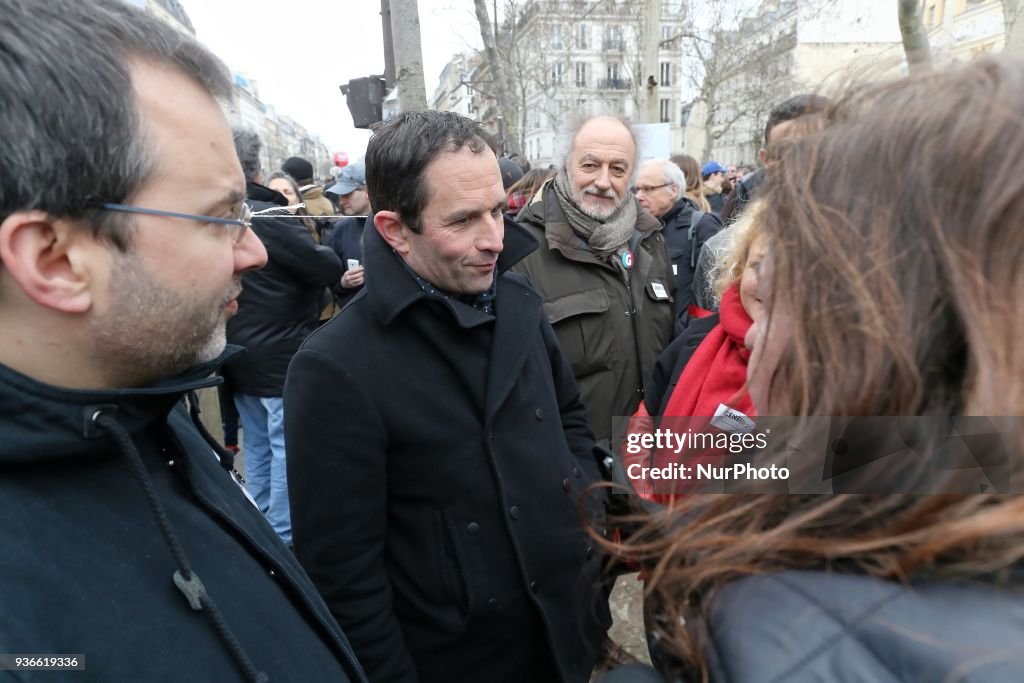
601, 56, 1024, 683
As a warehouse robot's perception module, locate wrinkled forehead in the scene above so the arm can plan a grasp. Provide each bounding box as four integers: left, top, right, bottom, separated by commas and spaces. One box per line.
571, 119, 636, 163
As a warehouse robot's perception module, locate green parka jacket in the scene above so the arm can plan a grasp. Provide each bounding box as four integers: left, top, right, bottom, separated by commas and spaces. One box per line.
513, 182, 676, 444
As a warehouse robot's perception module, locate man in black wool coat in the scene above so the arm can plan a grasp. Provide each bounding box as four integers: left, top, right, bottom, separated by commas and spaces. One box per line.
285, 110, 611, 683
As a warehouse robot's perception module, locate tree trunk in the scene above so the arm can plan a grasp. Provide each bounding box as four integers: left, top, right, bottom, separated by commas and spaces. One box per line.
390, 0, 428, 111
1005, 0, 1024, 54
898, 0, 932, 75
473, 0, 516, 153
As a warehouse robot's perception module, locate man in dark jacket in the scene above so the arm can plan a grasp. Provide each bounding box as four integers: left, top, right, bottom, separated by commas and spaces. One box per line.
0, 1, 365, 680
513, 116, 676, 446
225, 129, 342, 545
327, 161, 369, 308
720, 94, 830, 225
635, 158, 722, 325
285, 110, 610, 683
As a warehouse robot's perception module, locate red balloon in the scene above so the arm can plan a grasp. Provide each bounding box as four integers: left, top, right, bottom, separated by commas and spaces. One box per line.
333, 152, 349, 168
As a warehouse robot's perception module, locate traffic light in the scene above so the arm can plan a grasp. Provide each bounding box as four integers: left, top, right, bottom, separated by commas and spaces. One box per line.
341, 76, 387, 129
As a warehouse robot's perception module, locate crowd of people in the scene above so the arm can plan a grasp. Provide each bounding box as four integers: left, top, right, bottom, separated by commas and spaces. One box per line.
2, 0, 1023, 681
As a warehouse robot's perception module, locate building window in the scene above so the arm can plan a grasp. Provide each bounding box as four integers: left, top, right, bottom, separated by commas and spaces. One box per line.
551, 62, 564, 85
660, 98, 671, 123
551, 24, 563, 49
660, 62, 672, 87
660, 24, 675, 46
606, 62, 620, 82
605, 26, 623, 50
577, 23, 589, 49
575, 62, 588, 87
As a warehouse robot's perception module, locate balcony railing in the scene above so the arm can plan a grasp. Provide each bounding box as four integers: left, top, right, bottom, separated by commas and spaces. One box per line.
596, 78, 632, 90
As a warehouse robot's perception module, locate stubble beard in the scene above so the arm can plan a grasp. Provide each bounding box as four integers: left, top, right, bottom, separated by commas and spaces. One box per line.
92, 253, 235, 385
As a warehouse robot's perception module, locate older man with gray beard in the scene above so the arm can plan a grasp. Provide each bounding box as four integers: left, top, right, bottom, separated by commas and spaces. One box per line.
513, 115, 675, 448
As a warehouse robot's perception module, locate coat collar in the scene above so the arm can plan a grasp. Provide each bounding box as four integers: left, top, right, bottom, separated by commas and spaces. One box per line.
0, 347, 241, 462
364, 213, 538, 328
246, 180, 288, 206
660, 195, 697, 227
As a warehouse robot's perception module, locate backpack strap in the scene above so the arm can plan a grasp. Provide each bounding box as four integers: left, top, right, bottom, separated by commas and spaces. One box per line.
688, 210, 705, 269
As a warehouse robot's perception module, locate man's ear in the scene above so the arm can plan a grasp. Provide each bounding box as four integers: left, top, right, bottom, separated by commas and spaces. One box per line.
0, 211, 96, 313
758, 148, 769, 167
374, 210, 412, 256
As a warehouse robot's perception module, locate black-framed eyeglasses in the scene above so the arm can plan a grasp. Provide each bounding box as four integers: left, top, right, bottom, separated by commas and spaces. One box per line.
99, 202, 253, 243
631, 183, 670, 195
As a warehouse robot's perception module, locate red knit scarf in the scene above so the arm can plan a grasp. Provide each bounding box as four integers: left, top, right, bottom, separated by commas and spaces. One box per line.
663, 284, 755, 418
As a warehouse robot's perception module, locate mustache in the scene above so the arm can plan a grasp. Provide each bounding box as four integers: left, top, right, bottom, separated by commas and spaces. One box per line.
584, 187, 617, 199
222, 280, 243, 305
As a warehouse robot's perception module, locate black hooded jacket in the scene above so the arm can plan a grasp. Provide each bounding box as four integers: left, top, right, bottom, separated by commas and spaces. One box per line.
0, 351, 367, 682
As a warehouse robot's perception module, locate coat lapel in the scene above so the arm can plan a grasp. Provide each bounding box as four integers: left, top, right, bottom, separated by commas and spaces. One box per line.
483, 276, 542, 421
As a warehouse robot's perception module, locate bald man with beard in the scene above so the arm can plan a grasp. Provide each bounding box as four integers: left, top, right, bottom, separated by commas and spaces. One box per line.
513, 115, 675, 448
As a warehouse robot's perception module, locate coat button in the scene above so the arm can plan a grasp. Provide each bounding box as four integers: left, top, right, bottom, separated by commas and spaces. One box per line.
487, 598, 499, 609
530, 581, 538, 592
562, 478, 571, 492
509, 506, 520, 519
467, 522, 480, 535
585, 546, 594, 559
573, 467, 581, 479
535, 408, 544, 420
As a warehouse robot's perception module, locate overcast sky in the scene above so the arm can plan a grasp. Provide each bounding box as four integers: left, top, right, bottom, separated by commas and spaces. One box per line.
181, 1, 484, 161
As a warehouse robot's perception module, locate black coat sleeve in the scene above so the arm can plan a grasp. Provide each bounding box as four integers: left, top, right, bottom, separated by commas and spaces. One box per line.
644, 334, 688, 416
645, 314, 720, 416
540, 316, 603, 482
285, 348, 419, 683
254, 214, 343, 288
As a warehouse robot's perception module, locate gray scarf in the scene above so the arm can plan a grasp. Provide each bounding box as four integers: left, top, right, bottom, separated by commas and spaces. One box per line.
552, 168, 637, 258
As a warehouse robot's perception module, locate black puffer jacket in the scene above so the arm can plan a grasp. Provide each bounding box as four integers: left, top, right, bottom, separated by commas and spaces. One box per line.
600, 569, 1024, 682
224, 181, 342, 396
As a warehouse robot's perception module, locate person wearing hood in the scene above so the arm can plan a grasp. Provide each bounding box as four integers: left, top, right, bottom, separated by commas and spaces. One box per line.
285, 110, 610, 683
0, 1, 364, 681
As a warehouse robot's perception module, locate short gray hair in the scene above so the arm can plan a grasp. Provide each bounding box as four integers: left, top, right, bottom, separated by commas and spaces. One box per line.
232, 129, 263, 182
0, 0, 232, 249
641, 159, 686, 202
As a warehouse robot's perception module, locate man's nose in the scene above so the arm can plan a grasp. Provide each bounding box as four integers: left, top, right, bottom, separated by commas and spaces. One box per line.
478, 214, 505, 253
235, 225, 268, 272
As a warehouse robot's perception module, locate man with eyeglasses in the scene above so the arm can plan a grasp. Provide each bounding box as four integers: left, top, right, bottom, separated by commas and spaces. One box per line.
224, 129, 342, 547
0, 1, 365, 680
635, 159, 722, 326
512, 115, 675, 449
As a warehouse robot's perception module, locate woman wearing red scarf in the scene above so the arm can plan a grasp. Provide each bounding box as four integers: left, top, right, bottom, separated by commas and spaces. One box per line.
624, 206, 766, 500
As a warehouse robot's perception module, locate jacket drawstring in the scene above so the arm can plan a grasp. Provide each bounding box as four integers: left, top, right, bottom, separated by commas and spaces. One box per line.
185, 391, 245, 483
92, 410, 268, 683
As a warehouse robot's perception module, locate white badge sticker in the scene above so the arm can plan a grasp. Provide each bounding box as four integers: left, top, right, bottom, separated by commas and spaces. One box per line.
672, 264, 678, 276
651, 282, 669, 300
710, 403, 756, 432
